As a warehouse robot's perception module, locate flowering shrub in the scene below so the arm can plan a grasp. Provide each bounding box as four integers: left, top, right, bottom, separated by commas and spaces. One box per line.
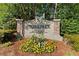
19, 35, 56, 54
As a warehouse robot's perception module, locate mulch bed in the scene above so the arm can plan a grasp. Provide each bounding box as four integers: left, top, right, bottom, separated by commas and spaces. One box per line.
0, 39, 79, 56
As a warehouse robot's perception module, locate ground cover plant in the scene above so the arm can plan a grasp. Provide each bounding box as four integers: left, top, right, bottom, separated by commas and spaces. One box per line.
0, 41, 12, 48
20, 34, 56, 54
64, 34, 79, 51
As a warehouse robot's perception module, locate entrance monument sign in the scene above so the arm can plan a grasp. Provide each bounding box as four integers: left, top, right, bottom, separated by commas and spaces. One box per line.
16, 19, 63, 41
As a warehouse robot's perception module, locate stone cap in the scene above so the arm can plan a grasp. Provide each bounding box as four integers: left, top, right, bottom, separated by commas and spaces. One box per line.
53, 19, 60, 22
16, 19, 23, 21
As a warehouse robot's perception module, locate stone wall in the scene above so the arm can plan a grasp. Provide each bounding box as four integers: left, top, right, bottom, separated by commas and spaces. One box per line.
53, 19, 60, 35
16, 19, 23, 36
16, 19, 63, 41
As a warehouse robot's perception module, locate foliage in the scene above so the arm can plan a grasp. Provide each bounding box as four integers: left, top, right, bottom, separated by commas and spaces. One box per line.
14, 3, 55, 20
15, 33, 22, 41
0, 29, 16, 43
56, 3, 79, 19
0, 4, 16, 30
0, 41, 12, 47
60, 19, 79, 35
20, 34, 56, 54
56, 4, 79, 35
64, 51, 75, 56
13, 4, 34, 20
64, 34, 79, 51
35, 4, 55, 20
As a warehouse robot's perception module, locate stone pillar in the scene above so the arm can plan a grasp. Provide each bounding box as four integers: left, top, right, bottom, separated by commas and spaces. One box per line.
53, 19, 60, 35
16, 19, 23, 36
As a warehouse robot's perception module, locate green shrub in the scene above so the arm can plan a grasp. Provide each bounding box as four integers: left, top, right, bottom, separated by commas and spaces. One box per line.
64, 34, 79, 51
61, 19, 79, 35
20, 35, 56, 54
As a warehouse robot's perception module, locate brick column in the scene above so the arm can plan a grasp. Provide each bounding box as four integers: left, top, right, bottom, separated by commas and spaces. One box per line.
53, 19, 60, 35
16, 19, 23, 36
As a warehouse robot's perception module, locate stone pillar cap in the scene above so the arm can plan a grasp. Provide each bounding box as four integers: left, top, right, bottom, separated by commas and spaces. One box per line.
53, 19, 60, 22
16, 19, 23, 21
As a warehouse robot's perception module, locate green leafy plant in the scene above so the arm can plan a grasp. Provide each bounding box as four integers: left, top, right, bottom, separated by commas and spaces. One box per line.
0, 41, 12, 47
64, 34, 79, 51
20, 34, 56, 54
61, 19, 79, 35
